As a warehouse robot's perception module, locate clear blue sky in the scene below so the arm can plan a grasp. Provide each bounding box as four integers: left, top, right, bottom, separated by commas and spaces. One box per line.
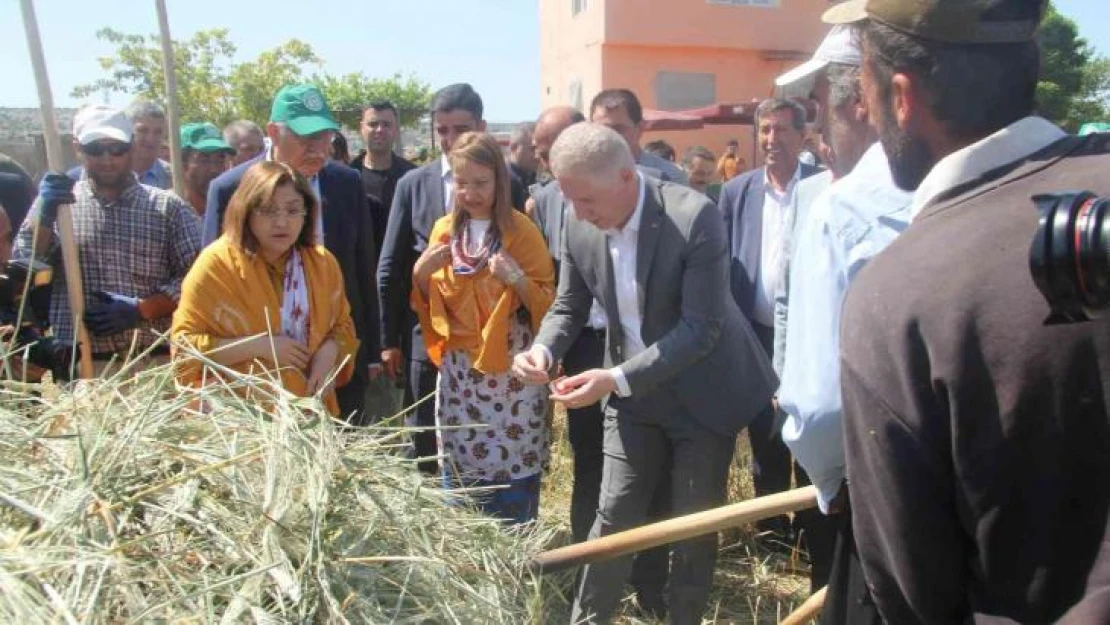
1, 0, 1107, 123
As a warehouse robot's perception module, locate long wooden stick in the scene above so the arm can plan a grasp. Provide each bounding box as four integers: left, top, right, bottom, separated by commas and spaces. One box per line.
19, 0, 95, 380
531, 486, 817, 574
155, 0, 185, 198
780, 586, 827, 625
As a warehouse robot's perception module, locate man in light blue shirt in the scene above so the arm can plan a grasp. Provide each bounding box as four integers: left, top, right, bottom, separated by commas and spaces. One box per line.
778, 142, 912, 511
773, 42, 912, 625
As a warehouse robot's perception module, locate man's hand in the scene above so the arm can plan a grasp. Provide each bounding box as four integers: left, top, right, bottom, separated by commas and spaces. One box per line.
512, 345, 552, 385
305, 338, 339, 395
524, 196, 537, 219
549, 368, 616, 408
35, 172, 76, 229
381, 347, 403, 380
84, 290, 142, 336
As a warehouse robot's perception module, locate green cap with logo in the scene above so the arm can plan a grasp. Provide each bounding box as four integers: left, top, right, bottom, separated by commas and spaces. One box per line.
270, 83, 341, 136
180, 122, 233, 153
823, 0, 1047, 44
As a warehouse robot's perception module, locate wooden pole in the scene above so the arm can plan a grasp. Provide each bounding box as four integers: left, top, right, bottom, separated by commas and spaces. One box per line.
19, 0, 95, 380
780, 586, 827, 625
155, 0, 185, 198
531, 486, 817, 574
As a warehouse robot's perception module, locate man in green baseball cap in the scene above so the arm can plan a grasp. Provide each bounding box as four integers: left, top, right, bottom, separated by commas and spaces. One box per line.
202, 82, 380, 426
820, 1, 1110, 624
180, 122, 233, 216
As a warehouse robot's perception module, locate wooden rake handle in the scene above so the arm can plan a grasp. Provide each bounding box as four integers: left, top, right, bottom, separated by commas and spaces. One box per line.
531, 486, 818, 573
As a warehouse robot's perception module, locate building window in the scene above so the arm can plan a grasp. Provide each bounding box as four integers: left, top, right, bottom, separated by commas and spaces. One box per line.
655, 71, 716, 110
572, 0, 587, 16
707, 0, 779, 7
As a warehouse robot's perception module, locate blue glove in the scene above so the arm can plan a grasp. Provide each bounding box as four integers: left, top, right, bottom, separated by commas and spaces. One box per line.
84, 290, 142, 336
35, 172, 76, 229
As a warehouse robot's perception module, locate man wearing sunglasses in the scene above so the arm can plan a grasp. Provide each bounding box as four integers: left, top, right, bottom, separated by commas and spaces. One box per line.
15, 103, 202, 376
203, 83, 379, 425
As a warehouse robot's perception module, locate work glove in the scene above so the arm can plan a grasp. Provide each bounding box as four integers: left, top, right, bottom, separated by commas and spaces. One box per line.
34, 172, 76, 229
84, 290, 142, 336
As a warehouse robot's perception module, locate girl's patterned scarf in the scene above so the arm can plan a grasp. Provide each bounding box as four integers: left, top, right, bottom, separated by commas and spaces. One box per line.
450, 213, 501, 276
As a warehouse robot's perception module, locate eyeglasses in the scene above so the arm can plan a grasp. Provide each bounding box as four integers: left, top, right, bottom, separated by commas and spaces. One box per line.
253, 206, 307, 220
80, 142, 131, 157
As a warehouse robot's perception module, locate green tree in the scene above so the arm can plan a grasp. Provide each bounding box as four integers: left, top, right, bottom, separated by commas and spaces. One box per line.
72, 28, 432, 130
313, 72, 433, 129
1037, 3, 1110, 130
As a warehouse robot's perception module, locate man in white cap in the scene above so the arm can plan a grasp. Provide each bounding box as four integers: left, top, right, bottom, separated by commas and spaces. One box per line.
16, 104, 202, 376
772, 21, 913, 624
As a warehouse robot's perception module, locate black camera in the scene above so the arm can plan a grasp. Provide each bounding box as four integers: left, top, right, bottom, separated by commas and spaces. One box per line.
1030, 191, 1110, 323
0, 258, 71, 380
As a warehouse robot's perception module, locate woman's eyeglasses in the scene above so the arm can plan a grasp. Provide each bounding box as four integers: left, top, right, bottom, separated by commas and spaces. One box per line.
254, 206, 308, 220
80, 142, 131, 157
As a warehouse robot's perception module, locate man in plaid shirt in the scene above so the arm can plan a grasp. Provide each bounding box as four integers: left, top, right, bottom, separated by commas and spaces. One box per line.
16, 104, 201, 372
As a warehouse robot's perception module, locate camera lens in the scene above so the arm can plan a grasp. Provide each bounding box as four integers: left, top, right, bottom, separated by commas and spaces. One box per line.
1030, 191, 1110, 322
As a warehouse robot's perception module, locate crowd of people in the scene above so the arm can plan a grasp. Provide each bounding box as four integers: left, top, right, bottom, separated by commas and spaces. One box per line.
0, 0, 1107, 623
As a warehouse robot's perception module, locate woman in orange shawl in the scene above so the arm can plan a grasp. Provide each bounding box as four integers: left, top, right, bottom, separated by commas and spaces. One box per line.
171, 161, 358, 416
411, 132, 555, 524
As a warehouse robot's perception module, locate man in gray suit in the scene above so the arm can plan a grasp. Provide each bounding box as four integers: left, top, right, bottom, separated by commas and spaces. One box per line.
514, 123, 776, 624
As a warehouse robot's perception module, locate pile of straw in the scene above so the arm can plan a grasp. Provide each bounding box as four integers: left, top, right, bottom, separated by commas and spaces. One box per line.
0, 352, 563, 623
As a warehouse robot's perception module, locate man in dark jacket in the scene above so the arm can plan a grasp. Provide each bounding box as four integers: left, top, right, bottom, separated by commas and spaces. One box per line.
203, 83, 379, 424
717, 97, 821, 547
828, 0, 1110, 622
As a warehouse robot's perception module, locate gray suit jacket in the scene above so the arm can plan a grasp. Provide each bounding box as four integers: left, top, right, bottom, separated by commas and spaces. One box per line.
532, 165, 664, 276
535, 177, 777, 436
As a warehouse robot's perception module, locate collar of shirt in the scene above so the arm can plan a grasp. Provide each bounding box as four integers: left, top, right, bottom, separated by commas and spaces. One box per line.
911, 115, 1067, 219
763, 163, 801, 202
441, 153, 452, 180
605, 173, 647, 238
138, 160, 162, 185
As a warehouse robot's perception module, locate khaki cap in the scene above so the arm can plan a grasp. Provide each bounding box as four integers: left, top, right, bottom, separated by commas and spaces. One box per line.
823, 0, 1047, 44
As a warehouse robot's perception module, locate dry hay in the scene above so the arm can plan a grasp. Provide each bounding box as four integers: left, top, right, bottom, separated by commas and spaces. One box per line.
0, 349, 568, 624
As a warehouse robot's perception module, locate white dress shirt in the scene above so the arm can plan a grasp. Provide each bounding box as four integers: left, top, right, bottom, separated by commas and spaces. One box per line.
752, 165, 801, 327
537, 174, 646, 397
604, 174, 647, 397
441, 154, 456, 212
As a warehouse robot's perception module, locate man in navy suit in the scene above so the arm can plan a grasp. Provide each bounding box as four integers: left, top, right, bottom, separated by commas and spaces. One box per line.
718, 98, 820, 547
202, 83, 379, 424
377, 84, 525, 474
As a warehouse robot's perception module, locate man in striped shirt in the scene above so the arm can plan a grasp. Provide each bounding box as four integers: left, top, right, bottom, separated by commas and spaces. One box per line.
16, 104, 201, 374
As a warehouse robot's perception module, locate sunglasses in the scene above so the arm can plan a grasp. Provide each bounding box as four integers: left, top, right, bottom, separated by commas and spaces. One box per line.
80, 142, 131, 157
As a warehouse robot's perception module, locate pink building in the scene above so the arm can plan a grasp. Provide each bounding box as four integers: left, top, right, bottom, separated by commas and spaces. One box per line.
539, 0, 830, 169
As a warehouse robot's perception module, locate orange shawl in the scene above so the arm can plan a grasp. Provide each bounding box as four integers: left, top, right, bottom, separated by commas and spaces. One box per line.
171, 236, 359, 415
411, 210, 555, 373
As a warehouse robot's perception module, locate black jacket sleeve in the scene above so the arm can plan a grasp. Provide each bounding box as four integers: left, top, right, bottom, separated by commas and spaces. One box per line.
377, 172, 415, 351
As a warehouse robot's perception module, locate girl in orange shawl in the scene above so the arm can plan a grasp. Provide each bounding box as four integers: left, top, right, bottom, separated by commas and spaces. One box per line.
411, 132, 555, 524
171, 161, 358, 416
